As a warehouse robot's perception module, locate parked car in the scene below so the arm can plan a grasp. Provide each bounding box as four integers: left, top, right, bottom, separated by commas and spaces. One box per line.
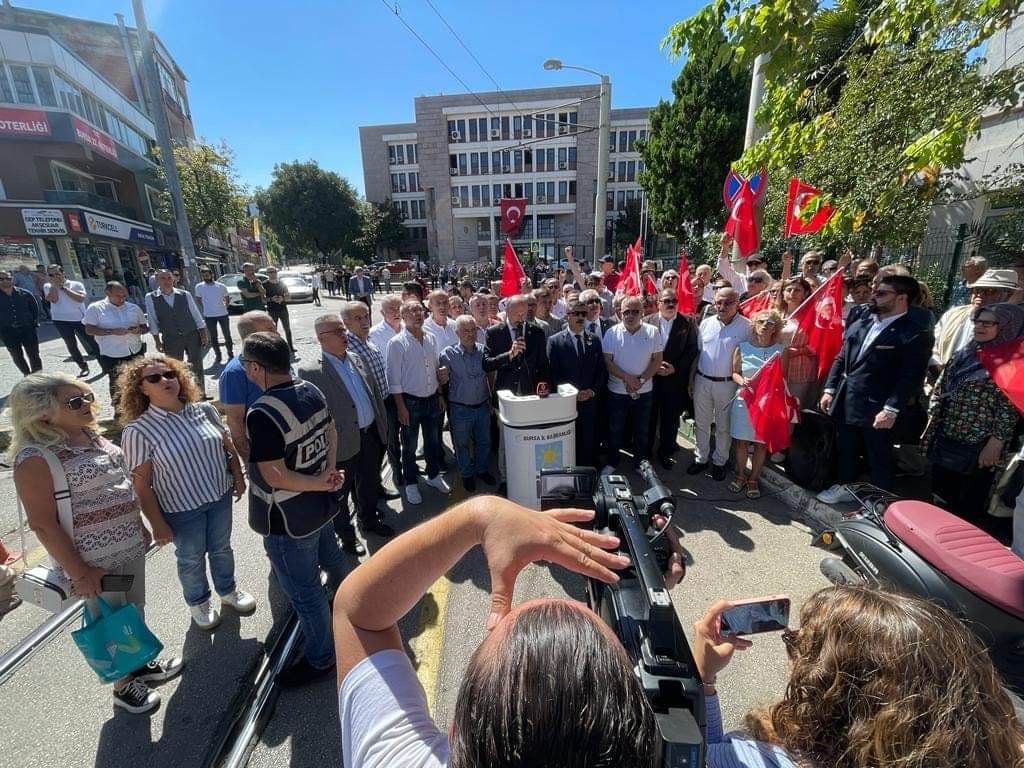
255, 272, 314, 304
217, 272, 245, 313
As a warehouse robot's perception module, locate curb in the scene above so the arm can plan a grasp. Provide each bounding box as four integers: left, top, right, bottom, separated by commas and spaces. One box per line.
676, 420, 840, 532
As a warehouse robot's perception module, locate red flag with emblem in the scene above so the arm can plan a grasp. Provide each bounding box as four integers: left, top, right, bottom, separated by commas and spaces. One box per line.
978, 337, 1024, 415
676, 248, 696, 315
740, 352, 801, 453
739, 289, 774, 319
618, 237, 643, 297
787, 269, 845, 379
723, 177, 760, 257
784, 177, 836, 237
499, 239, 526, 297
500, 198, 527, 235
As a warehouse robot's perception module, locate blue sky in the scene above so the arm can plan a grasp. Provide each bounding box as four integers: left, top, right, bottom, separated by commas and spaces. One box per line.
21, 0, 699, 195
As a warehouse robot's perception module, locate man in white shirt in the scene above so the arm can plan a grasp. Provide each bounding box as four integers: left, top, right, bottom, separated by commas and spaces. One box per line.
145, 269, 209, 396
349, 267, 374, 308
689, 287, 752, 480
84, 281, 148, 411
194, 268, 233, 363
44, 264, 97, 376
422, 290, 458, 359
370, 295, 403, 351
309, 270, 322, 307
468, 294, 492, 345
601, 296, 664, 474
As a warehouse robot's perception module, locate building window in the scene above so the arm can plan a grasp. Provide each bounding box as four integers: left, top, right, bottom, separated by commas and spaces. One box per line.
638, 160, 645, 175
618, 161, 626, 182
472, 185, 481, 207
396, 144, 405, 164
626, 190, 635, 206
457, 120, 466, 141
617, 191, 626, 211
493, 184, 502, 201
639, 129, 647, 142
558, 181, 568, 203
480, 152, 489, 174
546, 113, 555, 136
513, 150, 522, 173
513, 115, 522, 138
609, 130, 617, 152
389, 145, 397, 164
535, 150, 545, 173
401, 200, 410, 218
557, 147, 567, 170
525, 182, 533, 204
619, 132, 628, 153
145, 184, 170, 224
31, 67, 57, 107
391, 174, 400, 193
558, 112, 568, 133
492, 151, 502, 174
52, 162, 91, 192
523, 149, 532, 172
399, 174, 408, 192
470, 153, 480, 175
569, 112, 578, 133
490, 116, 500, 139
460, 187, 469, 208
606, 190, 614, 209
501, 116, 510, 140
568, 147, 577, 170
501, 151, 511, 173
523, 115, 533, 135
538, 216, 555, 238
412, 144, 419, 162
410, 173, 420, 191
469, 119, 479, 142
626, 161, 636, 182
627, 130, 638, 152
8, 65, 35, 104
546, 182, 556, 202
481, 185, 490, 207
93, 180, 118, 200
448, 119, 457, 138
568, 181, 577, 203
458, 154, 468, 175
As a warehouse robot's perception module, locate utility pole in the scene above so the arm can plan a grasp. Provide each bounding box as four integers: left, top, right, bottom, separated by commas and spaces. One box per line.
733, 52, 770, 263
593, 74, 611, 270
131, 0, 198, 287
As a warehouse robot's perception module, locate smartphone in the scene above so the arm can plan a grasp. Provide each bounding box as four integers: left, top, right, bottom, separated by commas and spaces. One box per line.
720, 596, 790, 637
100, 574, 135, 592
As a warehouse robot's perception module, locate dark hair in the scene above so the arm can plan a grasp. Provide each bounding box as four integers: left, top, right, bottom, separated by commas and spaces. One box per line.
460, 280, 475, 291
403, 280, 424, 299
449, 601, 656, 768
845, 275, 872, 290
105, 281, 126, 292
879, 274, 920, 304
242, 332, 291, 374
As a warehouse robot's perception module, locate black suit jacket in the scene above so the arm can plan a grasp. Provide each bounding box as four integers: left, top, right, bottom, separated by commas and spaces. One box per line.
547, 328, 607, 395
824, 312, 933, 426
645, 312, 698, 389
483, 321, 550, 395
582, 317, 615, 340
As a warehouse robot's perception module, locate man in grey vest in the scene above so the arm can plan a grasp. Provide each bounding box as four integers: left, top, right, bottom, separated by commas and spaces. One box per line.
145, 268, 209, 396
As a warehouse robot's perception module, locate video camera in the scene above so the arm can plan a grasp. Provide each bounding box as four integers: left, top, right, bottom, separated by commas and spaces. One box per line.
539, 462, 705, 768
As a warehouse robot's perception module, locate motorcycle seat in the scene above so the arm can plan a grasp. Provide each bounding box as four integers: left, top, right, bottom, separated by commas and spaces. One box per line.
884, 501, 1024, 621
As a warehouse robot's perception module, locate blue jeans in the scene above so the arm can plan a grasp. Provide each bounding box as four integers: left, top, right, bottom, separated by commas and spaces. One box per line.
606, 391, 653, 468
400, 395, 443, 483
449, 402, 490, 479
165, 492, 236, 606
263, 524, 347, 670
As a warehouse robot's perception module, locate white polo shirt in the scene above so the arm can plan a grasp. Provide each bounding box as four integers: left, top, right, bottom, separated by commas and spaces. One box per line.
602, 322, 665, 396
83, 299, 147, 358
44, 280, 88, 321
423, 316, 458, 361
697, 314, 752, 378
194, 281, 229, 318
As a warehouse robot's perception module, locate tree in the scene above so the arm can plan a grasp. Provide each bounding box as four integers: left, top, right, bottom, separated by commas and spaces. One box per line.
354, 200, 407, 262
255, 161, 361, 261
612, 200, 643, 255
154, 140, 247, 238
638, 29, 750, 241
663, 0, 1023, 249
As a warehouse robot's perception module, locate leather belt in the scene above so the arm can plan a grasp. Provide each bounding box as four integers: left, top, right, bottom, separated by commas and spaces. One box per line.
697, 370, 732, 382
449, 400, 489, 408
401, 393, 437, 402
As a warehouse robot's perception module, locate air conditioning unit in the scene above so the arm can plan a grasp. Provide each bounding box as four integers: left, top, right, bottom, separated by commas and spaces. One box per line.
607, 170, 615, 181
502, 165, 511, 173
559, 125, 569, 135
558, 162, 568, 170
450, 168, 459, 176
450, 131, 461, 141
522, 129, 532, 138
451, 196, 461, 206
490, 129, 501, 139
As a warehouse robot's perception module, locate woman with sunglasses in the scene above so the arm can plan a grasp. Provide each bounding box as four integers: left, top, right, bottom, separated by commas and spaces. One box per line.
729, 310, 785, 498
774, 277, 818, 409
692, 586, 1022, 767
10, 372, 182, 714
119, 356, 254, 631
923, 303, 1024, 529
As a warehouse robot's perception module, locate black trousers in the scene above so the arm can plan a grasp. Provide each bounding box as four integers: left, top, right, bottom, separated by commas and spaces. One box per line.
268, 308, 294, 350
575, 400, 599, 467
205, 315, 233, 359
99, 350, 144, 414
54, 319, 98, 366
334, 427, 383, 539
649, 382, 686, 460
835, 414, 896, 490
382, 396, 403, 485
2, 325, 41, 375
932, 463, 998, 525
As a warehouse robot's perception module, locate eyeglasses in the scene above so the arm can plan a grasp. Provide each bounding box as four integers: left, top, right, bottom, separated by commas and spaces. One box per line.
64, 391, 96, 411
622, 309, 641, 316
660, 299, 677, 306
586, 299, 602, 305
755, 319, 778, 327
142, 370, 178, 384
569, 311, 587, 317
748, 276, 766, 283
781, 627, 799, 659
973, 318, 999, 328
713, 299, 738, 307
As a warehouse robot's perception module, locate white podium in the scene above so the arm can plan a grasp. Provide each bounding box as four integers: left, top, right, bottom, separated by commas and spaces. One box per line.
498, 384, 578, 509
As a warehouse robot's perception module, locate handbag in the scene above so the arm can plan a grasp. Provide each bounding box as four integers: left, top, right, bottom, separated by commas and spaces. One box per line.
927, 434, 984, 474
71, 596, 162, 683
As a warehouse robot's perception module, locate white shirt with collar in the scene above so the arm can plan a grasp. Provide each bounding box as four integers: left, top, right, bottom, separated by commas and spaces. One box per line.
602, 322, 664, 396
857, 311, 906, 361
370, 320, 401, 353
386, 329, 439, 398
44, 279, 88, 321
144, 289, 205, 336
82, 299, 147, 358
423, 316, 458, 361
659, 313, 676, 344
697, 314, 752, 378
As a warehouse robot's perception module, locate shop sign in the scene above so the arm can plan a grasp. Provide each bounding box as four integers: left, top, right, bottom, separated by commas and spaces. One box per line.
80, 210, 157, 245
71, 116, 117, 160
21, 208, 68, 235
0, 107, 51, 137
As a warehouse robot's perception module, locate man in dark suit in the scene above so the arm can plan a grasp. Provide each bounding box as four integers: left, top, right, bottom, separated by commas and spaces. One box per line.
818, 275, 933, 502
483, 293, 549, 395
645, 289, 699, 468
579, 288, 615, 338
298, 314, 392, 554
548, 299, 608, 467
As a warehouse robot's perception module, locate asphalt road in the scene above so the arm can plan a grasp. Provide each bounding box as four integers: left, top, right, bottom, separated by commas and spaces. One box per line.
0, 293, 832, 768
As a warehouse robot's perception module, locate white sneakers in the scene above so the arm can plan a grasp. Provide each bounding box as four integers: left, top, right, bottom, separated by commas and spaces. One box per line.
406, 475, 451, 503
190, 600, 221, 630
221, 589, 257, 615
424, 475, 452, 495
404, 484, 423, 505
816, 484, 857, 505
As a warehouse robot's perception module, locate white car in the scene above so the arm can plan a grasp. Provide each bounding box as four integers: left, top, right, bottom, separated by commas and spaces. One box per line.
216, 272, 245, 313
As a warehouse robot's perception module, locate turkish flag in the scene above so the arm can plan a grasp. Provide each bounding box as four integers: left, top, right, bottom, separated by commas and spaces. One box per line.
723, 177, 761, 257
643, 273, 658, 296
978, 337, 1024, 415
499, 239, 526, 297
739, 289, 774, 319
617, 237, 643, 297
676, 248, 696, 315
741, 352, 801, 453
787, 269, 845, 379
784, 177, 836, 237
500, 198, 527, 235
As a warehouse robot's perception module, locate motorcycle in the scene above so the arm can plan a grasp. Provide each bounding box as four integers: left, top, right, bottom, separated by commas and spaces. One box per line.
818, 482, 1024, 704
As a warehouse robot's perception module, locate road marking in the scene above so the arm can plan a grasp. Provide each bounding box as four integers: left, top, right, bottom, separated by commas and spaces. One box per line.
413, 574, 452, 712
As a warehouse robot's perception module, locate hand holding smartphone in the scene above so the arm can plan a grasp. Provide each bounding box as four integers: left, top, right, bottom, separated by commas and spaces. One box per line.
719, 595, 790, 637
100, 574, 135, 592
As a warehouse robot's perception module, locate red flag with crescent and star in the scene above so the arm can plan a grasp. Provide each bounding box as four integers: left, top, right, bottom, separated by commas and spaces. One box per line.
500, 198, 527, 235
499, 239, 526, 298
787, 269, 845, 379
723, 169, 766, 257
676, 247, 696, 315
739, 289, 774, 319
978, 337, 1024, 415
741, 352, 801, 453
784, 177, 836, 237
617, 237, 643, 297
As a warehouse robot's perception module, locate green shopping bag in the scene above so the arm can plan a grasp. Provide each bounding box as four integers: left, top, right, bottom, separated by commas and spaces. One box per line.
71, 597, 162, 683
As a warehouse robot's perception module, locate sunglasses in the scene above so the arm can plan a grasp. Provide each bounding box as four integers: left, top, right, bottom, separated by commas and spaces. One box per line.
0, 276, 11, 281
65, 391, 96, 411
781, 627, 799, 658
748, 276, 766, 283
569, 311, 587, 317
586, 299, 602, 305
142, 370, 178, 384
622, 309, 641, 316
872, 289, 896, 297
661, 299, 677, 306
755, 319, 778, 327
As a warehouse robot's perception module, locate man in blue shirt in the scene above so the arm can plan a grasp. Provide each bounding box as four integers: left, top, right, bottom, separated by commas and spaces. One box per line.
219, 311, 277, 460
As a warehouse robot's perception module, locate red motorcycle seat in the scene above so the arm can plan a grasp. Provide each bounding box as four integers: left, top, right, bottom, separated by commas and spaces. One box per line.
884, 501, 1024, 621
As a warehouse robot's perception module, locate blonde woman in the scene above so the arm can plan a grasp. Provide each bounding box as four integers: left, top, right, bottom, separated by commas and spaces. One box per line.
118, 356, 254, 631
10, 373, 181, 714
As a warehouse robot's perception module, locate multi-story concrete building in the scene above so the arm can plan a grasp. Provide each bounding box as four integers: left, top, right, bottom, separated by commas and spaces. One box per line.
360, 85, 650, 266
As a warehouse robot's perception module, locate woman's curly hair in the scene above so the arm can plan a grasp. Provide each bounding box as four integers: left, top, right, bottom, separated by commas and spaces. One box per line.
116, 354, 202, 425
746, 585, 1024, 767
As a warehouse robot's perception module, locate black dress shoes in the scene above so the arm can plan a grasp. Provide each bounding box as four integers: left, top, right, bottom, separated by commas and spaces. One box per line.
341, 538, 366, 556
659, 455, 676, 470
711, 464, 727, 481
686, 461, 708, 476
363, 519, 395, 538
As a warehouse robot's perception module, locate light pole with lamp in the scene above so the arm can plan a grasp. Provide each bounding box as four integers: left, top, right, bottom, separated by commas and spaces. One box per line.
543, 59, 610, 271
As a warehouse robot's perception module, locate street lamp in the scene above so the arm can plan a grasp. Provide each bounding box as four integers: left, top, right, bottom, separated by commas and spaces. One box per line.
543, 59, 611, 269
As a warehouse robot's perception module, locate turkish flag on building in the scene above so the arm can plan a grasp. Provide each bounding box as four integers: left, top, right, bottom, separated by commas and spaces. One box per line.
741, 352, 801, 453
499, 239, 526, 297
978, 337, 1024, 415
787, 269, 845, 379
617, 237, 643, 296
784, 177, 836, 237
500, 198, 527, 234
739, 289, 774, 319
676, 248, 695, 315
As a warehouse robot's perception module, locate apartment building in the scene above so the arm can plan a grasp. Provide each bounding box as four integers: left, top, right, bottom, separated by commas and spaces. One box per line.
360, 85, 650, 265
